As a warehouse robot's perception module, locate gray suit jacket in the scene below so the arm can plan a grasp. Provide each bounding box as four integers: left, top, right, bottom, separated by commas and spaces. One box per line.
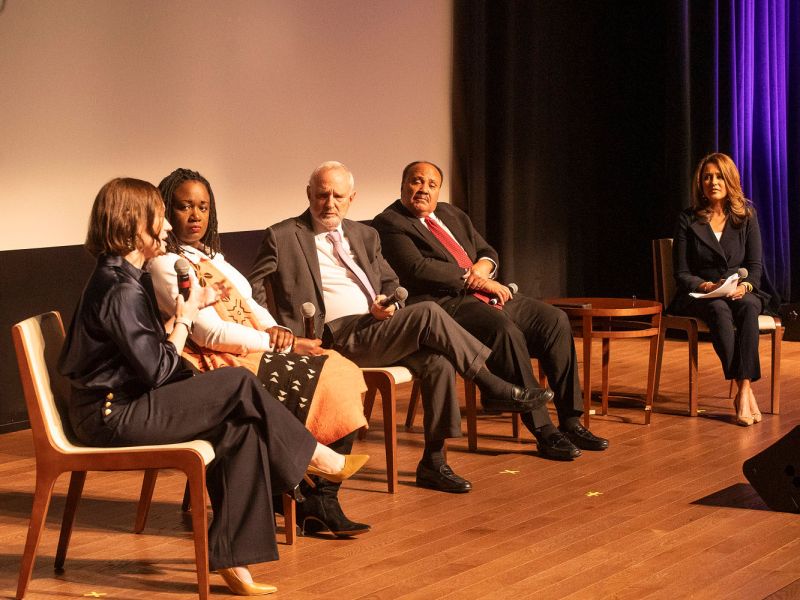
248, 209, 401, 339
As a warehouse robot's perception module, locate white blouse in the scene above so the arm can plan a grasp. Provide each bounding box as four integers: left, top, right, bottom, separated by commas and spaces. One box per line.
148, 246, 279, 354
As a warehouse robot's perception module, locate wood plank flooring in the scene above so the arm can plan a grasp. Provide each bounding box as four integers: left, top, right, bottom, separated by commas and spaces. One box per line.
1, 336, 798, 599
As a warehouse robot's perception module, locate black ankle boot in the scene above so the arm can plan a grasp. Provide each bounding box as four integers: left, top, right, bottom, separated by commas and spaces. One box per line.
296, 488, 370, 537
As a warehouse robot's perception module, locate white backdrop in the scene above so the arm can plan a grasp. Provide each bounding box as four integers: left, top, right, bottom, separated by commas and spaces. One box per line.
0, 0, 452, 250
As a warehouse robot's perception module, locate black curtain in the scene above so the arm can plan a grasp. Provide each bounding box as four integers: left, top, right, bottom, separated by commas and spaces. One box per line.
452, 0, 799, 302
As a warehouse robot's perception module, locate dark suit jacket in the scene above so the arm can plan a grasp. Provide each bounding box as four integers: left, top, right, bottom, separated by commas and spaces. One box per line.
248, 209, 400, 339
669, 207, 768, 314
371, 200, 499, 303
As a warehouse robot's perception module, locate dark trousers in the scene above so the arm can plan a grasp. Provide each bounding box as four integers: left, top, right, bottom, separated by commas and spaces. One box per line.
329, 301, 491, 442
74, 367, 316, 570
442, 294, 583, 429
683, 293, 762, 381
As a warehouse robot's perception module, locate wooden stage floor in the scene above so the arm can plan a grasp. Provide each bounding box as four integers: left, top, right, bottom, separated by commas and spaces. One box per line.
1, 337, 799, 599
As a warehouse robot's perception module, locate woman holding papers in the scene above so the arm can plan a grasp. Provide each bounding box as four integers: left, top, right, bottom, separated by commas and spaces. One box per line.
670, 153, 769, 426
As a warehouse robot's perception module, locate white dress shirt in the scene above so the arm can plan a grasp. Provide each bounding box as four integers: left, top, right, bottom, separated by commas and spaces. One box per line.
313, 223, 371, 323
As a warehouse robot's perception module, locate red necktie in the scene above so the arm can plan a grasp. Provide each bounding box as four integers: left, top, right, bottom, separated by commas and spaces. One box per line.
423, 216, 497, 307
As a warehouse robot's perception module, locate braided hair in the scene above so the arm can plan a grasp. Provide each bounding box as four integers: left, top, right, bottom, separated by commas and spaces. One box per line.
157, 168, 221, 257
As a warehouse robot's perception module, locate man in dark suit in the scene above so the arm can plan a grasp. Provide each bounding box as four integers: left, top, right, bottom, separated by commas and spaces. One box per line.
372, 161, 609, 460
249, 161, 551, 494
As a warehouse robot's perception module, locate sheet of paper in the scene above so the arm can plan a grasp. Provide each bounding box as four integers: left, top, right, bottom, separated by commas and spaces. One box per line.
689, 273, 741, 299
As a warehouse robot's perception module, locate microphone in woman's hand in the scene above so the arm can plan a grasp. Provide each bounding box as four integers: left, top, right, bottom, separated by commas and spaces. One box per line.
738, 268, 748, 279
175, 258, 191, 300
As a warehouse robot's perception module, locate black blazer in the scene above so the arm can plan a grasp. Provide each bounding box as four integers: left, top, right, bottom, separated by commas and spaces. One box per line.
669, 207, 769, 314
248, 210, 401, 338
371, 200, 499, 304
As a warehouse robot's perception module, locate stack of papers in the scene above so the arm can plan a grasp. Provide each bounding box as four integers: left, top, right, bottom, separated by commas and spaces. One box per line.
689, 273, 740, 299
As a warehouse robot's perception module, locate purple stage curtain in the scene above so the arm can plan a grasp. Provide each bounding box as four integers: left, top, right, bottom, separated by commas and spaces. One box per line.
714, 0, 794, 301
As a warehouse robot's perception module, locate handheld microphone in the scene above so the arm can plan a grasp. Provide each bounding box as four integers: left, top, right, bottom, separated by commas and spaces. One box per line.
301, 302, 316, 338
737, 268, 748, 279
378, 287, 408, 308
489, 282, 519, 305
175, 258, 191, 300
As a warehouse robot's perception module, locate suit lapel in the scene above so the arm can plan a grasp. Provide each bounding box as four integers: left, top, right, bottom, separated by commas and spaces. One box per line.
394, 200, 461, 267
690, 219, 727, 262
436, 205, 476, 259
295, 214, 325, 304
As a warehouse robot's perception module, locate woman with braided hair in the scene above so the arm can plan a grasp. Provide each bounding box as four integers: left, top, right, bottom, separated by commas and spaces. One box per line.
149, 168, 371, 538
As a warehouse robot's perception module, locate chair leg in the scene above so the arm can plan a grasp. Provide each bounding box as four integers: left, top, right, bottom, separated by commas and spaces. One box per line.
379, 379, 398, 494
17, 467, 60, 599
359, 386, 378, 441
54, 471, 87, 571
770, 326, 782, 414
511, 413, 521, 440
186, 468, 210, 600
464, 380, 478, 452
687, 322, 699, 417
362, 373, 398, 493
282, 493, 296, 545
652, 324, 666, 403
601, 339, 610, 416
134, 469, 159, 534
404, 380, 422, 430
728, 379, 735, 398
181, 480, 191, 512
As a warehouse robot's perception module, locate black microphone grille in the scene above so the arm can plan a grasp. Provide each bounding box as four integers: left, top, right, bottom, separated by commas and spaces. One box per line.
174, 258, 191, 276
301, 302, 316, 318
395, 287, 409, 302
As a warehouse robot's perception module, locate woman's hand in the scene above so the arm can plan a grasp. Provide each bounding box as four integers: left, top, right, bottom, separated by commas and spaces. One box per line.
698, 279, 725, 293
267, 326, 294, 352
176, 285, 219, 322
292, 337, 324, 356
727, 283, 747, 301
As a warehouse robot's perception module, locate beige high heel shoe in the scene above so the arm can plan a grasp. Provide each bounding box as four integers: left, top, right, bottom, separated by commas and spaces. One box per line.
748, 389, 762, 423
733, 392, 754, 427
217, 568, 277, 596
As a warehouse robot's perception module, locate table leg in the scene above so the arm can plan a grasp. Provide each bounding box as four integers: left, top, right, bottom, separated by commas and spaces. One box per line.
582, 314, 592, 428
644, 313, 661, 425
601, 338, 610, 415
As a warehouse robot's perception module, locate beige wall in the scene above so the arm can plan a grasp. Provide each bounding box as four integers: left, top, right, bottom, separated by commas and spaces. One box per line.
0, 0, 452, 251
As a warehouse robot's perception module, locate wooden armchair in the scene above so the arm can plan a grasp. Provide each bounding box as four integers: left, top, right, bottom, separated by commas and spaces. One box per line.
651, 239, 783, 416
12, 312, 215, 599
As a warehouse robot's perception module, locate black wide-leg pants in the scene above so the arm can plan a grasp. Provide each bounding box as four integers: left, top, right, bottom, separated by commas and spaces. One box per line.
74, 367, 316, 570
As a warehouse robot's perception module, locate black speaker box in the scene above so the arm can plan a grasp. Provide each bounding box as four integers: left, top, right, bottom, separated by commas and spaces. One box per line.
778, 302, 800, 341
742, 426, 800, 513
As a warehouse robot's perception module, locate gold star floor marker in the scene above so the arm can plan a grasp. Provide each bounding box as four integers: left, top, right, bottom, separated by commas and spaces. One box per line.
586, 491, 602, 497
500, 469, 520, 475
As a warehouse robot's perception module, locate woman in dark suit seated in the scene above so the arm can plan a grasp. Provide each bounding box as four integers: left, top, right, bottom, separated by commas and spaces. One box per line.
670, 152, 770, 426
58, 177, 367, 595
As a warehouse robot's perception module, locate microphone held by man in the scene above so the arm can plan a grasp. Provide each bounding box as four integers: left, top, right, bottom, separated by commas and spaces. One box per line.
489, 282, 518, 305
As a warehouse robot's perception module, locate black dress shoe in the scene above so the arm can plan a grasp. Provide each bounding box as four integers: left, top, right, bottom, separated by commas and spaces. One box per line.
559, 423, 609, 451
534, 430, 582, 460
481, 386, 554, 413
415, 462, 472, 493
296, 494, 370, 537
